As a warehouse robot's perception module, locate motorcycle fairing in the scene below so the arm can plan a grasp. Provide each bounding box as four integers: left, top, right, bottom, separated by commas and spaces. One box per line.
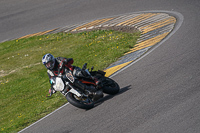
65, 70, 75, 83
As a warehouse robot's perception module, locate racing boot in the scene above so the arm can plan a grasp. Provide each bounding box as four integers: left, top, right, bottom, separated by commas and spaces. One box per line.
94, 78, 103, 89
85, 85, 97, 93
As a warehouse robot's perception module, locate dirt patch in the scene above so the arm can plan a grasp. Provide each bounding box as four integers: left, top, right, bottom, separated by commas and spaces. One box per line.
0, 70, 5, 77
71, 25, 139, 33
0, 62, 41, 78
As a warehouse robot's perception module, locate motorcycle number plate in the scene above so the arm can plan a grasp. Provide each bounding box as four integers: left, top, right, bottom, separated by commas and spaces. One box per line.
53, 77, 65, 91
66, 72, 74, 83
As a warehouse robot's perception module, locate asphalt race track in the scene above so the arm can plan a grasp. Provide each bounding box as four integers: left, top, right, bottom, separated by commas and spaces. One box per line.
1, 0, 200, 133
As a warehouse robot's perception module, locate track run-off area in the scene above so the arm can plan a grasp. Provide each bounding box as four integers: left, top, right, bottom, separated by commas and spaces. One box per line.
16, 11, 178, 77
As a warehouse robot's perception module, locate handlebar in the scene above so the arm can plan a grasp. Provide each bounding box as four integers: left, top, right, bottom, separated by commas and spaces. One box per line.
82, 63, 87, 70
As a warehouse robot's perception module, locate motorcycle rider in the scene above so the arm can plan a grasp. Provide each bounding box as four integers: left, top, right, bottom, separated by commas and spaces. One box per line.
42, 53, 99, 95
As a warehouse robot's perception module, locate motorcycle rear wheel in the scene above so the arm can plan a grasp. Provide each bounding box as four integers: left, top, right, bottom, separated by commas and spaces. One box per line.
102, 77, 120, 95
66, 92, 94, 109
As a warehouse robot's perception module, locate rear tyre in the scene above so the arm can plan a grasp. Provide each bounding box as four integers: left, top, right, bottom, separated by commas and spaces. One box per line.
102, 77, 120, 95
66, 92, 94, 109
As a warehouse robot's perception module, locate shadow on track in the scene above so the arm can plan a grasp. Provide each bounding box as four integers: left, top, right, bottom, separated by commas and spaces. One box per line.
93, 85, 132, 108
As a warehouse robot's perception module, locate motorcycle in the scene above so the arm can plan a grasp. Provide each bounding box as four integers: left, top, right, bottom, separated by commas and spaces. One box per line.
47, 63, 120, 109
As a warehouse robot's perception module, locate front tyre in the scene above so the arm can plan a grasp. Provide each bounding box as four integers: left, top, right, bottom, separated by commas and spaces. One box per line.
102, 77, 120, 95
66, 92, 94, 109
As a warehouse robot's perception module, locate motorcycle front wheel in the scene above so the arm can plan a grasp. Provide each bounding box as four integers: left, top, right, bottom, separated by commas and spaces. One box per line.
66, 92, 94, 109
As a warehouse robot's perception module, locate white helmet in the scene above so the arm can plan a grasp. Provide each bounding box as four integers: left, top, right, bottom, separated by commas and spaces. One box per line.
42, 53, 55, 70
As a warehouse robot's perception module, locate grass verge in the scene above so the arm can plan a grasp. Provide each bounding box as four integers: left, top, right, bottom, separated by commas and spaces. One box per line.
0, 29, 140, 132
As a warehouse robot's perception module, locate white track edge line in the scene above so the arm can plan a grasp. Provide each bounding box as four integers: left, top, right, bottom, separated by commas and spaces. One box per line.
18, 103, 69, 133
